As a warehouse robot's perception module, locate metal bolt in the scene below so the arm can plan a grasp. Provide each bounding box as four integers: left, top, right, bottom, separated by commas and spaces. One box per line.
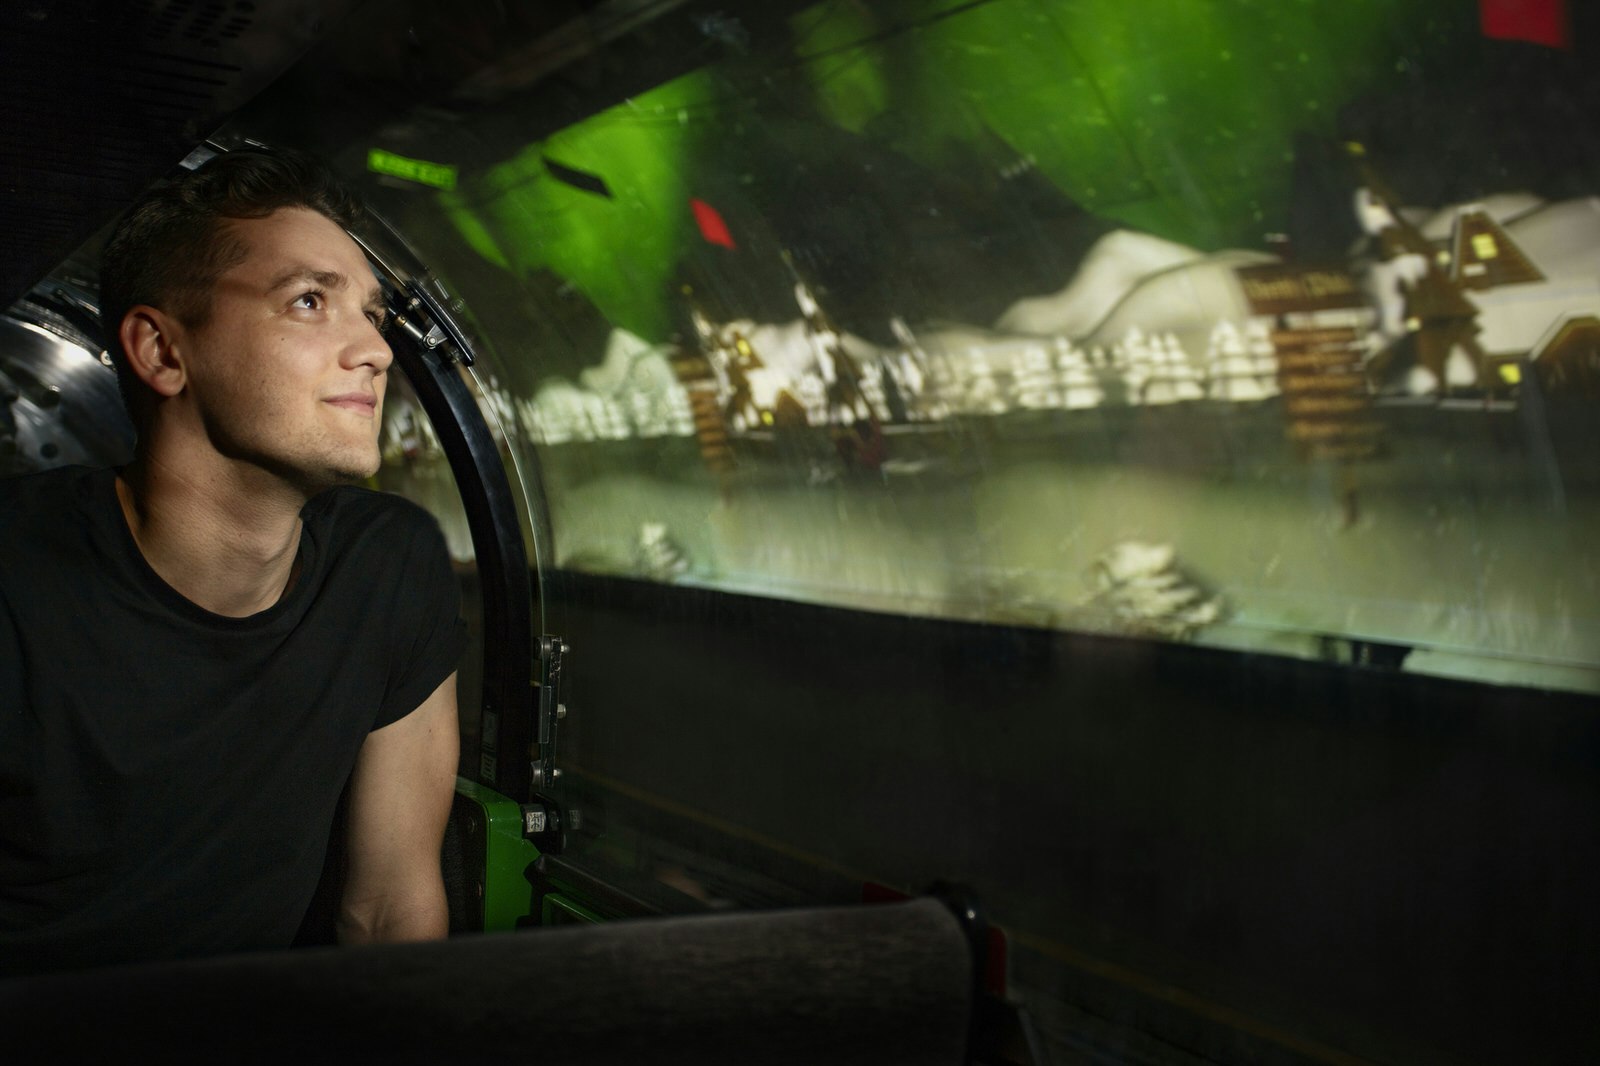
551, 768, 562, 780
556, 703, 567, 720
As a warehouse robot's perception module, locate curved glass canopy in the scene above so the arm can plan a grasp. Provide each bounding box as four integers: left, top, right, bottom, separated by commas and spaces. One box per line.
350, 0, 1597, 694
203, 2, 1600, 1062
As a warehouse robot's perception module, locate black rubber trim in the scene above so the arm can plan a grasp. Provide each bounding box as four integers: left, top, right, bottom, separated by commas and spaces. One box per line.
388, 334, 537, 801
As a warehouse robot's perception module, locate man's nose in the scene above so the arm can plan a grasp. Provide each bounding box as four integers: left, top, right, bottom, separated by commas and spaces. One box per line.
344, 314, 394, 373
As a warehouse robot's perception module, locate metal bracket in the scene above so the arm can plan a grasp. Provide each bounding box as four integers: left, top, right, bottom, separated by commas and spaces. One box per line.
384, 281, 476, 368
525, 635, 570, 852
408, 279, 476, 366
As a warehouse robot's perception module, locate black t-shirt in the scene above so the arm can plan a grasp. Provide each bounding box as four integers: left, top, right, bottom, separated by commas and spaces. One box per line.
0, 466, 467, 976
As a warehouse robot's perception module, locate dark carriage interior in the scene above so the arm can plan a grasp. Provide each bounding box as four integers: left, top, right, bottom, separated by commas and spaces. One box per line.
3, 2, 1599, 1063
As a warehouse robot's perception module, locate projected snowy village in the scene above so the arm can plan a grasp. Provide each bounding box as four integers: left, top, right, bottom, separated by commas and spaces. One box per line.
377, 0, 1600, 694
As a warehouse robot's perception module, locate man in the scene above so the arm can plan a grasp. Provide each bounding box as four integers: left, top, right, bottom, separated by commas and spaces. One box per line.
0, 149, 466, 975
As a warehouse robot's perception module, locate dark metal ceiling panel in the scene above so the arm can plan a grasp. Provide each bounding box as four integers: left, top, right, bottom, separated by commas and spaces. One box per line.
0, 0, 361, 308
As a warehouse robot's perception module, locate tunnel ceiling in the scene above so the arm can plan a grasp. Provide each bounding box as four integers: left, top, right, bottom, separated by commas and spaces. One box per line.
224, 0, 821, 187
0, 0, 370, 309
0, 0, 697, 315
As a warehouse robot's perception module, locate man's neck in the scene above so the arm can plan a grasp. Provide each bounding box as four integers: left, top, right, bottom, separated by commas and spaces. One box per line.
115, 451, 311, 619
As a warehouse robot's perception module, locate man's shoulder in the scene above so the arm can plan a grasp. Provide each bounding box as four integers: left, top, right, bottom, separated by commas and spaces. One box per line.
303, 485, 451, 570
300, 486, 462, 667
0, 463, 105, 503
0, 465, 107, 539
305, 484, 438, 532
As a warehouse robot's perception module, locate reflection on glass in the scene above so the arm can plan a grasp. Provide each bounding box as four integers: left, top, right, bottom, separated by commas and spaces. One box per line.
379, 372, 474, 561
367, 0, 1599, 693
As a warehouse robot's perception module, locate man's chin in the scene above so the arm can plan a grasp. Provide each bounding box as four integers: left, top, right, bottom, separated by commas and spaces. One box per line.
290, 451, 381, 496
212, 434, 382, 496
327, 454, 382, 487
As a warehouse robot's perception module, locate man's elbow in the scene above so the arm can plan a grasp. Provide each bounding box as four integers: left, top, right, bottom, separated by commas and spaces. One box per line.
337, 879, 449, 945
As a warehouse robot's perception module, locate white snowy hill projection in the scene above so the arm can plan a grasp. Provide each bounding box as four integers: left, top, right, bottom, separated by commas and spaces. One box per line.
505, 196, 1600, 696
521, 189, 1600, 446
522, 227, 1282, 444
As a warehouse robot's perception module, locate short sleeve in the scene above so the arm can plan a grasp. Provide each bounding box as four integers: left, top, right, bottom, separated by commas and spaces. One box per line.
373, 508, 469, 730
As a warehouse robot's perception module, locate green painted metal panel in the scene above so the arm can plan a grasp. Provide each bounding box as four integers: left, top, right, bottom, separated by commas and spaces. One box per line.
454, 777, 541, 932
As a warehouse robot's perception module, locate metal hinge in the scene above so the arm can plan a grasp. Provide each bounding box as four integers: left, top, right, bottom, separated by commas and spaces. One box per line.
386, 280, 476, 368
524, 635, 571, 851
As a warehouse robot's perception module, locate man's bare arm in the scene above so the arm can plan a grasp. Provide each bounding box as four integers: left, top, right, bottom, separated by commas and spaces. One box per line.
338, 672, 459, 944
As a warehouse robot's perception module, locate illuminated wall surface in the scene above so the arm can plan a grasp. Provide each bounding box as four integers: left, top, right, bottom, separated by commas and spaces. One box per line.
373, 0, 1600, 694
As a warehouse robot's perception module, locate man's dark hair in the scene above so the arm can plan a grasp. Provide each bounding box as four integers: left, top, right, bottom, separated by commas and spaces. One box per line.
98, 148, 367, 427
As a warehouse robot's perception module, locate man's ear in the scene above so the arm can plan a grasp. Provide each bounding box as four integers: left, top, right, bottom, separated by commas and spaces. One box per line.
118, 306, 187, 400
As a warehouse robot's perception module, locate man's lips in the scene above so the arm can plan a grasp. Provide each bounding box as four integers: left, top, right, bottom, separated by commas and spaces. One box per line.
325, 393, 378, 415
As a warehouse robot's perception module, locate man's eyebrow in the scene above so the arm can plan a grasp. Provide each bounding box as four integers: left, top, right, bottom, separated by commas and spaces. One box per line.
264, 266, 385, 319
265, 267, 349, 294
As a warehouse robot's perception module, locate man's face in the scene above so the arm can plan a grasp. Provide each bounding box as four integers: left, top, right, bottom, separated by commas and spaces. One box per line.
180, 206, 392, 491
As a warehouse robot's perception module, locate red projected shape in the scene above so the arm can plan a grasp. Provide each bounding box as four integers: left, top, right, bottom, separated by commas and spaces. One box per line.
1480, 0, 1570, 49
691, 198, 736, 249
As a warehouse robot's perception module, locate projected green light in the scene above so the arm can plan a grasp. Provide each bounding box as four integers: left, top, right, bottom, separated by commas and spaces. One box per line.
802, 0, 1453, 248
443, 0, 1470, 341
368, 149, 458, 191
442, 72, 714, 340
